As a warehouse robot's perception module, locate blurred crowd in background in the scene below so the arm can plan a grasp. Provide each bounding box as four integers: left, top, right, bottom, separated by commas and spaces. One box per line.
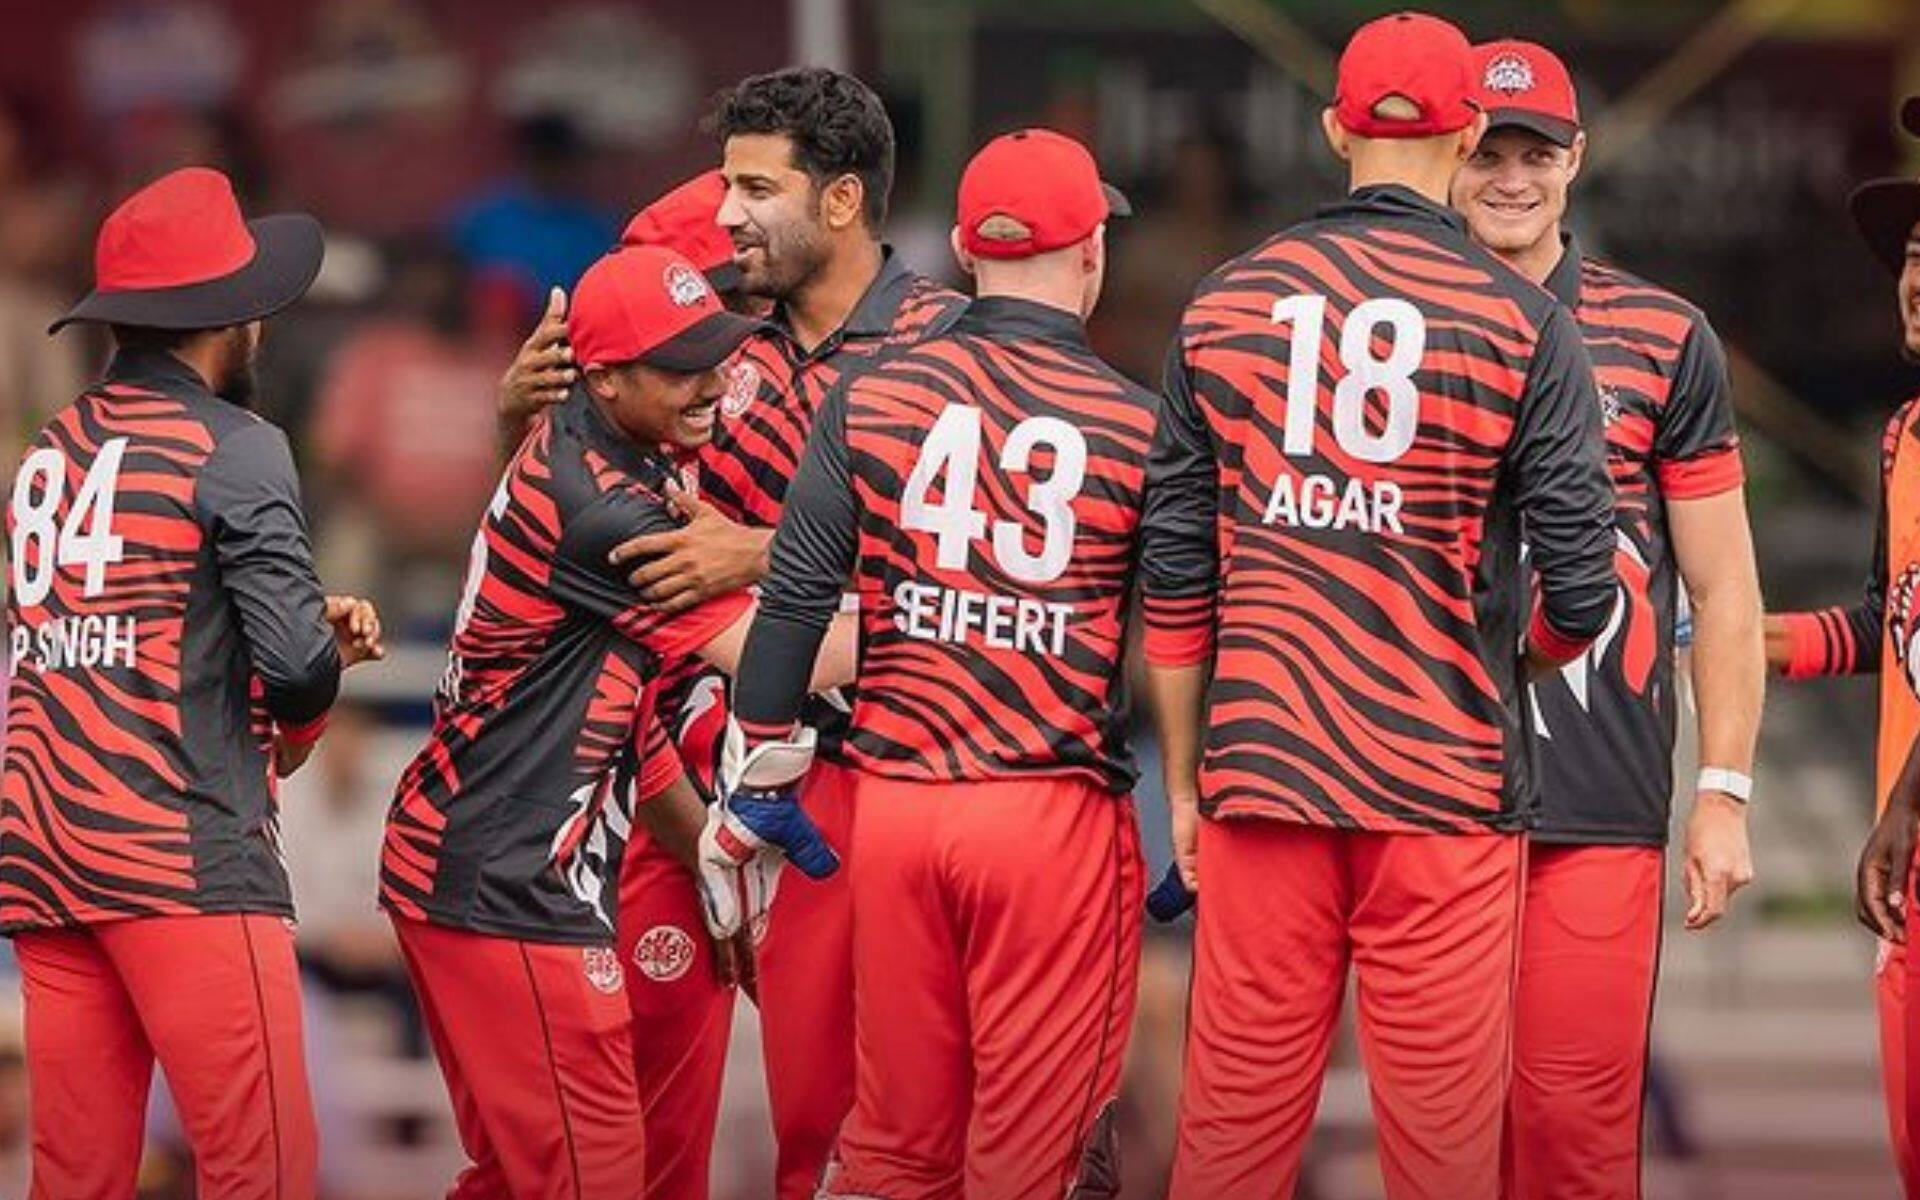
0, 0, 1919, 1197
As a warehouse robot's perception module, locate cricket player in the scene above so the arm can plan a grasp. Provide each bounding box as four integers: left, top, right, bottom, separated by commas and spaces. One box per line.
717, 127, 1147, 1200
1447, 39, 1765, 1199
500, 169, 759, 1200
3, 167, 382, 1200
380, 244, 852, 1200
1141, 13, 1618, 1198
497, 71, 966, 1197
1800, 98, 1920, 1194
608, 68, 965, 1199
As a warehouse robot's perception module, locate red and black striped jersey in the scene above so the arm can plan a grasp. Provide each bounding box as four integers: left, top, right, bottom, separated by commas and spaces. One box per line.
653, 249, 965, 788
1529, 240, 1746, 846
696, 250, 966, 527
1141, 185, 1616, 835
381, 391, 747, 944
733, 297, 1168, 790
2, 349, 341, 932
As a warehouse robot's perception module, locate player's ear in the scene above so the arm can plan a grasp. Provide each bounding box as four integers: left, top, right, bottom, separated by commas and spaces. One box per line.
1320, 109, 1351, 162
582, 365, 616, 402
1081, 225, 1105, 276
1457, 110, 1490, 161
1566, 130, 1587, 182
949, 227, 977, 278
821, 173, 864, 233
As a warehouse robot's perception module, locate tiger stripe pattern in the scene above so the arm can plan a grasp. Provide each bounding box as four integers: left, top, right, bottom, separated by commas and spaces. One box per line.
837, 305, 1153, 791
1160, 189, 1608, 835
3, 382, 289, 930
1529, 247, 1744, 844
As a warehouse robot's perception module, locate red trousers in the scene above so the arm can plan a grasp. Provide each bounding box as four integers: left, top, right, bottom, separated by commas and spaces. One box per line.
617, 829, 738, 1200
15, 912, 317, 1200
823, 774, 1144, 1200
1504, 844, 1663, 1200
758, 757, 859, 1199
612, 760, 858, 1200
1172, 819, 1525, 1200
393, 917, 646, 1200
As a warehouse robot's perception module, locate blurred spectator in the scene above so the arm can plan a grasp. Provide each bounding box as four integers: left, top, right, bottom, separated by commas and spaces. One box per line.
1094, 128, 1256, 384
0, 91, 90, 471
452, 111, 617, 338
311, 237, 504, 630
279, 700, 425, 1058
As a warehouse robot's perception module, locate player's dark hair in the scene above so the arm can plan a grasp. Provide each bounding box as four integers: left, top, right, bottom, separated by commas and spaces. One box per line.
709, 67, 894, 230
108, 325, 195, 353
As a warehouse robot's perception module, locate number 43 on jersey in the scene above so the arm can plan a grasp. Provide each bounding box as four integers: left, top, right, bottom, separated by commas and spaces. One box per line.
893, 404, 1086, 657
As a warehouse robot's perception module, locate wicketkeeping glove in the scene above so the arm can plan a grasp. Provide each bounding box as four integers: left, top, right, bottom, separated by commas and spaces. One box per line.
697, 720, 840, 937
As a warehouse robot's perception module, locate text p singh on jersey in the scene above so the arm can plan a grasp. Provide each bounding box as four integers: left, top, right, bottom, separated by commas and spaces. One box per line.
892, 580, 1075, 657
10, 615, 139, 674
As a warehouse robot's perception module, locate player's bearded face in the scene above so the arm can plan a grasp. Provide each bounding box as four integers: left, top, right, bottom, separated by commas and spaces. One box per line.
1900, 223, 1920, 361
720, 134, 831, 300
1451, 128, 1580, 256
588, 361, 725, 450
218, 321, 261, 409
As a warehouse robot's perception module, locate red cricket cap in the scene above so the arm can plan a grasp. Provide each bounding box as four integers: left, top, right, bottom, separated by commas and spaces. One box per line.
1333, 12, 1478, 140
51, 166, 323, 334
957, 128, 1130, 261
620, 170, 742, 293
568, 244, 762, 373
1472, 40, 1581, 148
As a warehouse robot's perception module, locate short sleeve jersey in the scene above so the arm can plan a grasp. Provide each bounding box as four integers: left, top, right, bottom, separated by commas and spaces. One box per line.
381, 391, 747, 944
1528, 241, 1746, 844
1141, 186, 1616, 835
2, 350, 340, 932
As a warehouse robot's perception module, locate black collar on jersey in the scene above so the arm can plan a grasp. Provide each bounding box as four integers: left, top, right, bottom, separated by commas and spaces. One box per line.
955, 295, 1088, 348
104, 346, 223, 403
1319, 184, 1468, 234
561, 386, 678, 493
1543, 232, 1584, 308
769, 244, 918, 362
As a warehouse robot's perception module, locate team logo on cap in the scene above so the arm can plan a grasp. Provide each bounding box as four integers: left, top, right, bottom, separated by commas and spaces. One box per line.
633, 924, 696, 983
1484, 53, 1536, 97
583, 946, 625, 994
665, 262, 710, 307
721, 360, 758, 418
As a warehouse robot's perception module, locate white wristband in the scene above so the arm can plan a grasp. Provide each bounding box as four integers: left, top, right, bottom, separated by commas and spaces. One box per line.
1697, 768, 1753, 803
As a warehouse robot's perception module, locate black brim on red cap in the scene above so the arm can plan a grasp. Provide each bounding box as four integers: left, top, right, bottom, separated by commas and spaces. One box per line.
641, 310, 765, 373
1851, 177, 1920, 275
1102, 183, 1132, 219
705, 259, 744, 295
50, 213, 324, 334
1484, 109, 1579, 149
